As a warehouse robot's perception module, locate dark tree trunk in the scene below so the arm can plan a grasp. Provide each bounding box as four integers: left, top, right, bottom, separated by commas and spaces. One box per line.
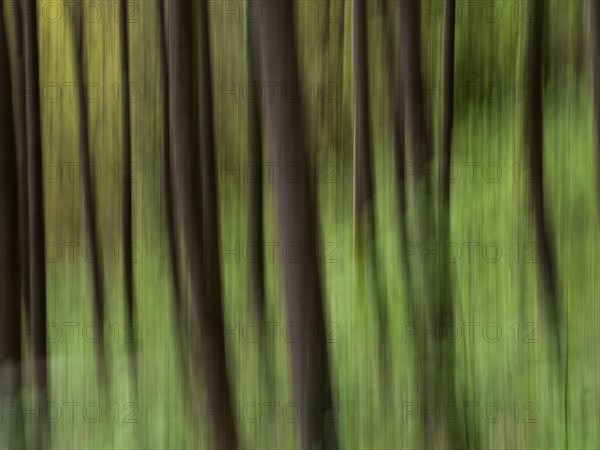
590, 0, 600, 222
167, 2, 238, 448
0, 2, 23, 446
10, 0, 30, 332
382, 0, 415, 335
351, 0, 374, 221
525, 0, 559, 338
246, 1, 265, 323
351, 0, 388, 382
381, 0, 407, 230
22, 0, 49, 444
157, 0, 181, 323
401, 1, 463, 448
198, 0, 226, 350
156, 0, 193, 416
438, 1, 465, 448
119, 0, 136, 381
252, 1, 338, 448
401, 1, 431, 177
401, 4, 436, 448
440, 0, 455, 206
72, 12, 106, 384
157, 0, 185, 350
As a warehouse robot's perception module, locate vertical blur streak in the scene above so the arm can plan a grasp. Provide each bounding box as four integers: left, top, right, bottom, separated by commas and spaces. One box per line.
380, 0, 411, 317
525, 4, 567, 448
0, 1, 23, 447
197, 1, 239, 446
167, 1, 238, 448
245, 0, 273, 399
119, 0, 136, 385
72, 7, 106, 388
590, 0, 600, 223
157, 0, 188, 395
9, 0, 30, 333
401, 1, 454, 447
438, 1, 464, 448
351, 0, 374, 221
22, 0, 49, 446
352, 0, 389, 384
245, 0, 265, 324
253, 1, 338, 448
524, 0, 560, 351
440, 0, 455, 208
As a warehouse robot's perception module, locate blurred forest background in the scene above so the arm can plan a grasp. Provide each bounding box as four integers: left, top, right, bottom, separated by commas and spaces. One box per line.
1, 0, 600, 449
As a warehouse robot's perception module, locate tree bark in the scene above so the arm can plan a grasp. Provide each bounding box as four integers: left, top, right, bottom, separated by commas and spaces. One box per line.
246, 0, 265, 323
525, 0, 559, 337
401, 1, 463, 448
440, 0, 455, 206
22, 0, 49, 444
167, 2, 238, 448
10, 0, 30, 332
590, 0, 600, 222
157, 0, 181, 324
352, 0, 374, 221
0, 2, 23, 446
72, 11, 106, 384
252, 1, 338, 448
119, 0, 136, 382
352, 0, 389, 383
198, 0, 226, 352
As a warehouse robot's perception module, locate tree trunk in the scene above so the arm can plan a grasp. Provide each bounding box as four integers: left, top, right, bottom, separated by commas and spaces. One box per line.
157, 0, 181, 323
590, 0, 600, 222
352, 0, 374, 221
401, 1, 462, 447
351, 0, 388, 383
246, 0, 265, 323
440, 0, 455, 207
10, 0, 30, 333
167, 2, 238, 448
252, 1, 338, 448
22, 0, 49, 445
157, 0, 185, 353
525, 0, 559, 340
0, 2, 23, 446
198, 0, 226, 354
72, 11, 106, 384
119, 0, 136, 382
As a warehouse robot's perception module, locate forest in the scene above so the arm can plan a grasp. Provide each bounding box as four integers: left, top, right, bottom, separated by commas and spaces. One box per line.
0, 0, 599, 449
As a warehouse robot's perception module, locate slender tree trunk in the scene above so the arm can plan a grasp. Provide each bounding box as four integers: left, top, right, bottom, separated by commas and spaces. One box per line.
590, 0, 600, 222
157, 0, 181, 324
438, 1, 466, 448
352, 0, 374, 222
401, 4, 436, 446
156, 0, 194, 418
525, 0, 559, 340
22, 0, 49, 445
381, 0, 407, 234
246, 0, 265, 323
0, 3, 23, 446
72, 11, 106, 385
401, 1, 430, 178
119, 0, 136, 382
167, 2, 238, 448
378, 0, 414, 333
198, 0, 226, 350
440, 0, 455, 207
253, 1, 338, 447
10, 0, 30, 332
351, 0, 388, 382
401, 1, 463, 448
